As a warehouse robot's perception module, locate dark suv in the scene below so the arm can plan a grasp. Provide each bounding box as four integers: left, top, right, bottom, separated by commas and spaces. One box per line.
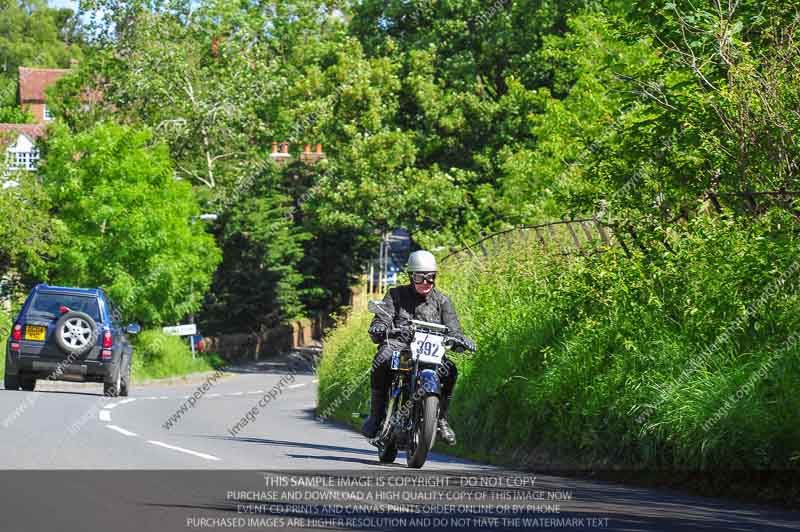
4, 284, 140, 396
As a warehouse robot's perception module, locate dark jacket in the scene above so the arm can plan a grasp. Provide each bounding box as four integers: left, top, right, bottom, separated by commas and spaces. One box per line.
368, 284, 463, 344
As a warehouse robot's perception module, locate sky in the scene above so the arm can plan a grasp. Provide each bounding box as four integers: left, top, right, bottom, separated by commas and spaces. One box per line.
48, 0, 79, 9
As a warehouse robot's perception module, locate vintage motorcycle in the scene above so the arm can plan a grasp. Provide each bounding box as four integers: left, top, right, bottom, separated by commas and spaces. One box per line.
366, 300, 468, 468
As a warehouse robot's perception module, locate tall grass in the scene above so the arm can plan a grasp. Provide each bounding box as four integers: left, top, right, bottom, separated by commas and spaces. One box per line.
318, 212, 800, 475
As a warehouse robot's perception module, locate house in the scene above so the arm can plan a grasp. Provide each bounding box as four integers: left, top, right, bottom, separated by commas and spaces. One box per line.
19, 67, 70, 124
1, 67, 70, 174
0, 124, 46, 173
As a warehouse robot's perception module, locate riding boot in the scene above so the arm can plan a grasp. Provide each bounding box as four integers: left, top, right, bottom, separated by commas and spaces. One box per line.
361, 387, 387, 438
437, 394, 456, 446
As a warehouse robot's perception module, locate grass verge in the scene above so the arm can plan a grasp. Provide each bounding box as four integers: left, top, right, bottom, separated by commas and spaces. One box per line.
131, 329, 224, 382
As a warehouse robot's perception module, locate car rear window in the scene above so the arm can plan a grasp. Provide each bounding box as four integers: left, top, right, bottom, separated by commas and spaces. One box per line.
28, 293, 100, 322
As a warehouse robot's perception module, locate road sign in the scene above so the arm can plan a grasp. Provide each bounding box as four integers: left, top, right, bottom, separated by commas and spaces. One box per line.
162, 324, 197, 337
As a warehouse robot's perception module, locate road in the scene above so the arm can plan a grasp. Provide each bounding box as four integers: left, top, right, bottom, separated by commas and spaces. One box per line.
0, 351, 797, 531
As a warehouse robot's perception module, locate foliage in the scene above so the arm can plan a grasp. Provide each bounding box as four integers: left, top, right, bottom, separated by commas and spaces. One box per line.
39, 122, 221, 325
319, 211, 800, 478
0, 171, 65, 285
0, 0, 82, 76
0, 105, 33, 123
130, 328, 223, 381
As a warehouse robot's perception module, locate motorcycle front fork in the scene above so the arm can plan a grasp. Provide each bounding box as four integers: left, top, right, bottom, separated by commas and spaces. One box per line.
380, 377, 412, 439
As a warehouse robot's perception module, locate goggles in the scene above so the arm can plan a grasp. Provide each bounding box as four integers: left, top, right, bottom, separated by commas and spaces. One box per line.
410, 272, 436, 284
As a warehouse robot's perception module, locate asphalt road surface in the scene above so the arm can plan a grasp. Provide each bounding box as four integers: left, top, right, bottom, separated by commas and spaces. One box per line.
0, 351, 797, 532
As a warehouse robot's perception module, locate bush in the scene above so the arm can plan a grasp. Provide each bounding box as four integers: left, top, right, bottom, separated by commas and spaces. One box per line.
131, 329, 222, 381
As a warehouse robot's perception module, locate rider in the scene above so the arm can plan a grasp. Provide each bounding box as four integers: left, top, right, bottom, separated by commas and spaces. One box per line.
362, 250, 476, 445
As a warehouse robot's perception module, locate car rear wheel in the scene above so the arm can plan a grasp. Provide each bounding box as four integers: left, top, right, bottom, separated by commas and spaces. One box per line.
19, 375, 36, 392
104, 362, 121, 397
4, 373, 19, 391
119, 357, 131, 397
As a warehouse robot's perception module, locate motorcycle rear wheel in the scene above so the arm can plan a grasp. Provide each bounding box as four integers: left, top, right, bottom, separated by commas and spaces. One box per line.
406, 395, 439, 469
378, 395, 398, 463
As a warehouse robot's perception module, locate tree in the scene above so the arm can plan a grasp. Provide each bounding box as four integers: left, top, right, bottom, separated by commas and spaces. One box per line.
0, 165, 65, 292
0, 0, 82, 74
39, 122, 221, 324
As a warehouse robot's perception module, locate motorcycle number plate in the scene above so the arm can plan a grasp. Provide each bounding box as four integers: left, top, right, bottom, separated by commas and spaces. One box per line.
412, 332, 444, 364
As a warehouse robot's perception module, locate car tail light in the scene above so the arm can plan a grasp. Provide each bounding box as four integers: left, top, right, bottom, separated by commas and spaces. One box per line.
11, 324, 22, 341
102, 330, 113, 348
101, 349, 112, 360
10, 342, 20, 351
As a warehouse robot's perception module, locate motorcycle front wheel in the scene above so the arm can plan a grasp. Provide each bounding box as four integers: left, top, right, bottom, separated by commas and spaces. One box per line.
406, 395, 439, 469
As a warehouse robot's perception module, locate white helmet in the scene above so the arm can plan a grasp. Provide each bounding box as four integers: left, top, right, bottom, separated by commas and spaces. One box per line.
406, 250, 438, 272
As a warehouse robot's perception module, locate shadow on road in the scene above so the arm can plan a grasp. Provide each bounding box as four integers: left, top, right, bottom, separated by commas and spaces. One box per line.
133, 472, 800, 532
220, 351, 317, 377
0, 387, 106, 398
192, 434, 478, 468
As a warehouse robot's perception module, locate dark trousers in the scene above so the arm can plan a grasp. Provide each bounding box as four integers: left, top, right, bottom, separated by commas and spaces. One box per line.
370, 343, 458, 400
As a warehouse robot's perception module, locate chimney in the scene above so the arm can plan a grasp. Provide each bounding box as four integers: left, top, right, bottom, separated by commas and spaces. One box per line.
299, 143, 325, 164
270, 141, 291, 164
300, 143, 312, 163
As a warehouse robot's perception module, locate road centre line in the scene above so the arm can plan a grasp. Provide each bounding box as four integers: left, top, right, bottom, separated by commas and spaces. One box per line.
147, 440, 220, 461
230, 392, 244, 396
106, 424, 138, 437
287, 383, 306, 389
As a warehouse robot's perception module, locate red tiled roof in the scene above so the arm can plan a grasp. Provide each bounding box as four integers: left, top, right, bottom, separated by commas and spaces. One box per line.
0, 124, 46, 148
18, 67, 70, 102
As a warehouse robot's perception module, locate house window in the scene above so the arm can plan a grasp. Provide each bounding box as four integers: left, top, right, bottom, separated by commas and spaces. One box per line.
43, 105, 53, 121
6, 147, 40, 171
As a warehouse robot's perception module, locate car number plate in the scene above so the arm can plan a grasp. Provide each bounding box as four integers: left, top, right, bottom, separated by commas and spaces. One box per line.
25, 325, 46, 341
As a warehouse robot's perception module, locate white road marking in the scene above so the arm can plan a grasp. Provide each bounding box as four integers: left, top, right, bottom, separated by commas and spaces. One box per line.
146, 440, 220, 461
158, 396, 169, 400
118, 398, 136, 405
247, 390, 264, 395
107, 425, 137, 437
99, 410, 111, 422
229, 392, 244, 396
207, 393, 221, 397
288, 383, 306, 389
106, 402, 123, 409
